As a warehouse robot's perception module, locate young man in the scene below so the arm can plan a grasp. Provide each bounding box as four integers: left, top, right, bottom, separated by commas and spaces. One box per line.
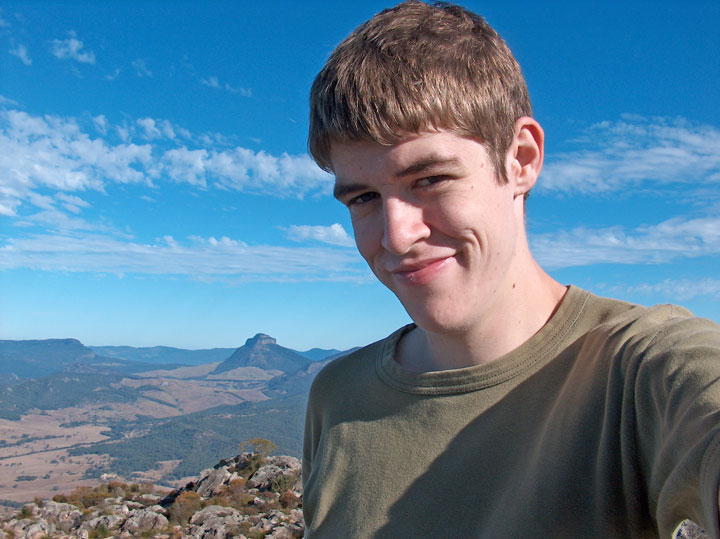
302, 1, 720, 537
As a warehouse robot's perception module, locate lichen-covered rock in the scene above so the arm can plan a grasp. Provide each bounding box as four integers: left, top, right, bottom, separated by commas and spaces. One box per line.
36, 499, 83, 532
121, 507, 169, 533
247, 456, 301, 491
15, 519, 52, 539
136, 492, 163, 504
675, 519, 709, 538
189, 504, 244, 526
195, 466, 233, 498
79, 512, 127, 532
186, 506, 248, 538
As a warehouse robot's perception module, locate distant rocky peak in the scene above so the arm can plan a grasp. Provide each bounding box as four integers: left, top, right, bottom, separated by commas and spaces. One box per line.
245, 333, 276, 347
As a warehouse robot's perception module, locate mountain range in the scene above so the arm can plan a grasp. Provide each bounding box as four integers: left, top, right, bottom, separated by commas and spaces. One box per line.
0, 334, 357, 503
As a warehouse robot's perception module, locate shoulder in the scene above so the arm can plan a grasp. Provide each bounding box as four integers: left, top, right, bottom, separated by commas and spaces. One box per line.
574, 287, 713, 340
575, 290, 720, 376
307, 325, 412, 405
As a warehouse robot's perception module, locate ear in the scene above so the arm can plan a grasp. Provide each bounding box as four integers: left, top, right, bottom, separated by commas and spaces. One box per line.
506, 116, 544, 198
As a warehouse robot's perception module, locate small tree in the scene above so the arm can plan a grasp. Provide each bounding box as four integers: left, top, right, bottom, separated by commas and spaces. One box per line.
239, 438, 277, 458
238, 438, 277, 476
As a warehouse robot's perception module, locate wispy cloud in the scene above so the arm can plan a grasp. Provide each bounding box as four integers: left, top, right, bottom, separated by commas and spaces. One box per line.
163, 147, 331, 195
136, 117, 176, 140
285, 224, 354, 247
0, 107, 332, 217
531, 215, 720, 269
51, 33, 96, 64
542, 116, 720, 195
0, 96, 19, 107
104, 67, 121, 81
201, 76, 252, 97
612, 279, 720, 302
0, 109, 152, 216
132, 59, 152, 77
0, 232, 367, 283
56, 193, 90, 214
9, 43, 31, 65
92, 115, 108, 135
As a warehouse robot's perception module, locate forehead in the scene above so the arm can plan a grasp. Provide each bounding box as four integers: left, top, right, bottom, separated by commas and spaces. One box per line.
330, 132, 488, 182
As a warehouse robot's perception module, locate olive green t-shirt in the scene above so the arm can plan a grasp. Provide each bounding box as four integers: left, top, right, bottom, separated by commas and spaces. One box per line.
303, 286, 720, 537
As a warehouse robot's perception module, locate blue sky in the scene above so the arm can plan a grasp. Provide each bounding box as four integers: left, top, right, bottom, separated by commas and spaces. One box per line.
1, 1, 719, 351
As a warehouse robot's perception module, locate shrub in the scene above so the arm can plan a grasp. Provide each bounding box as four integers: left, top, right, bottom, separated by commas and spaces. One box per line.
169, 491, 202, 525
270, 471, 300, 493
15, 475, 37, 482
279, 490, 300, 509
88, 523, 111, 539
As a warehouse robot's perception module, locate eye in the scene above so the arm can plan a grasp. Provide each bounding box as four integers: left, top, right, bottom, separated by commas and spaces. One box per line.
347, 191, 378, 207
415, 175, 448, 188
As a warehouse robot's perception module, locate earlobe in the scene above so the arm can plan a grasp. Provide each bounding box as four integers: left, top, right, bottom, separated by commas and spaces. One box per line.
508, 117, 544, 197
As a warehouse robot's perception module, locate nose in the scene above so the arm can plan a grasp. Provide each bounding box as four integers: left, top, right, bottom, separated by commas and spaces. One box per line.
381, 197, 429, 255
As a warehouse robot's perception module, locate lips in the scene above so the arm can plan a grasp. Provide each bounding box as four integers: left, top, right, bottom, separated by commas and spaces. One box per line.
389, 256, 453, 285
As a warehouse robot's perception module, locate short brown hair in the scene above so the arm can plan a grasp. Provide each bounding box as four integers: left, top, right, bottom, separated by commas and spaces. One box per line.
308, 0, 532, 183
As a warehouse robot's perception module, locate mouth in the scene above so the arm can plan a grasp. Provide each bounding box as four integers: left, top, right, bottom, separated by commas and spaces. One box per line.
390, 256, 453, 285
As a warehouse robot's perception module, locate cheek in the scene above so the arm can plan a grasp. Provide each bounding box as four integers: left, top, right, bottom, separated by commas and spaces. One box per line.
351, 219, 379, 261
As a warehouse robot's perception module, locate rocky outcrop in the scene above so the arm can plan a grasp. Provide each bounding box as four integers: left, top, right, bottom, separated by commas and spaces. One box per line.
1, 451, 304, 538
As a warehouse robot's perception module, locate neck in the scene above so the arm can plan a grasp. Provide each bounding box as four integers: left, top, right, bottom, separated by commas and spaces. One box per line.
397, 250, 567, 373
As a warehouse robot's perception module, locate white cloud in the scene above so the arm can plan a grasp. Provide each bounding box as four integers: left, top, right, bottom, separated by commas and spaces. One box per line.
105, 67, 121, 81
0, 95, 19, 107
531, 215, 720, 270
92, 115, 108, 135
161, 121, 176, 139
55, 193, 90, 214
201, 76, 221, 89
285, 223, 354, 247
0, 232, 367, 283
10, 43, 31, 65
13, 208, 99, 233
201, 76, 252, 97
162, 147, 208, 186
132, 59, 152, 77
135, 117, 177, 140
541, 117, 720, 195
137, 117, 162, 139
160, 145, 332, 195
0, 106, 333, 218
28, 192, 55, 210
0, 109, 153, 215
51, 34, 96, 64
616, 279, 720, 302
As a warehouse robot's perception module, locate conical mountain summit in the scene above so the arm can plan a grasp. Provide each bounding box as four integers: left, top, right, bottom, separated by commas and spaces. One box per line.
211, 333, 310, 374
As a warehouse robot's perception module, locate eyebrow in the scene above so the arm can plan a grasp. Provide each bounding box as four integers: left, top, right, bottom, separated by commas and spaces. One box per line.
333, 155, 463, 200
395, 155, 463, 178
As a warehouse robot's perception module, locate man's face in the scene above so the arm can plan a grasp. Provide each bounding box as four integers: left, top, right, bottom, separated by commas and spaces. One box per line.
331, 131, 524, 334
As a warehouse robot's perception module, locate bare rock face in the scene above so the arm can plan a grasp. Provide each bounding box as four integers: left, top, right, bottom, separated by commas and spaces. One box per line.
246, 333, 277, 346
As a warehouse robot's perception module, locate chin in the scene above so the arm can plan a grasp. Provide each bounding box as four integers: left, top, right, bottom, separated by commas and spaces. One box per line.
402, 301, 472, 335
